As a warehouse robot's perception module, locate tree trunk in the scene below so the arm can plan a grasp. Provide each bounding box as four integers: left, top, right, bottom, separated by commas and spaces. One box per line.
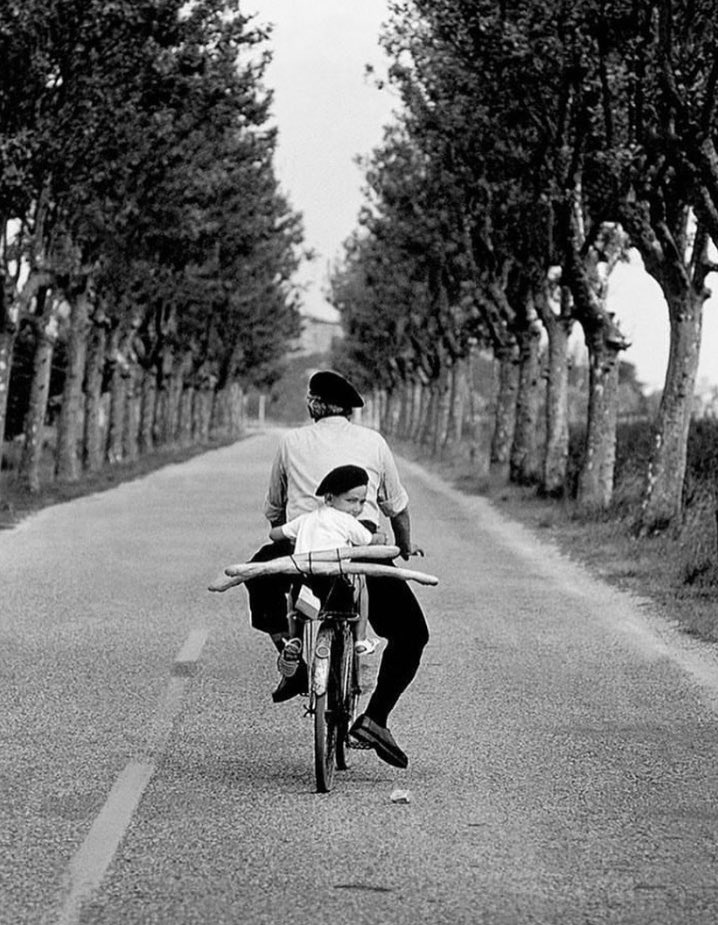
561, 203, 630, 508
388, 388, 403, 436
640, 285, 705, 532
534, 283, 572, 496
362, 390, 376, 431
395, 381, 409, 439
19, 327, 55, 493
139, 370, 156, 454
435, 367, 452, 454
210, 387, 228, 437
619, 198, 711, 530
577, 340, 622, 509
83, 322, 107, 473
123, 362, 141, 463
191, 388, 201, 442
490, 346, 519, 473
419, 382, 438, 447
510, 322, 542, 485
445, 359, 467, 448
404, 381, 417, 439
0, 328, 17, 452
105, 330, 126, 465
56, 288, 90, 482
153, 384, 169, 447
180, 388, 194, 446
542, 315, 571, 495
228, 381, 244, 437
411, 382, 428, 443
201, 390, 213, 440
465, 345, 484, 462
167, 369, 183, 444
193, 388, 213, 443
1, 267, 51, 470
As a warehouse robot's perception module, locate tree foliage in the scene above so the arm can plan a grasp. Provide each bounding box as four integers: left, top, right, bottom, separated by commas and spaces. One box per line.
0, 0, 304, 486
331, 0, 718, 521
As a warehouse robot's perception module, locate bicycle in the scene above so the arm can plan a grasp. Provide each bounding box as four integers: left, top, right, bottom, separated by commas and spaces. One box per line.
209, 544, 438, 793
293, 574, 362, 792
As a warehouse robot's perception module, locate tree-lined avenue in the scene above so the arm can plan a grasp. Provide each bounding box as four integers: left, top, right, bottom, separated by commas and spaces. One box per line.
2, 431, 718, 924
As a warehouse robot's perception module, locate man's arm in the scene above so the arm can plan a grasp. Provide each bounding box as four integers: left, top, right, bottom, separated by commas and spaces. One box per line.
264, 443, 288, 526
389, 506, 423, 559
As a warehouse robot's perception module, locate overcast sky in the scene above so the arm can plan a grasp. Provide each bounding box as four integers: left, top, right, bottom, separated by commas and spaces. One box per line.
246, 0, 394, 321
246, 0, 718, 392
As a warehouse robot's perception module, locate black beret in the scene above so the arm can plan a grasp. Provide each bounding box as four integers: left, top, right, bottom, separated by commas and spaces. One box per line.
315, 464, 369, 496
308, 370, 364, 408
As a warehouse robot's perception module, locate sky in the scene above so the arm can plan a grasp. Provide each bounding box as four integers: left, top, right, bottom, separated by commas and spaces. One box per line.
246, 0, 718, 394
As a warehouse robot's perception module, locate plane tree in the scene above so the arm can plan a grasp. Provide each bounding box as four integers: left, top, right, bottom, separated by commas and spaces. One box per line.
617, 0, 718, 532
0, 0, 303, 490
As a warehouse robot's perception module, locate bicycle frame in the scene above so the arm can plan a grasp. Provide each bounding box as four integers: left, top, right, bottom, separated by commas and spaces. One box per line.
293, 576, 361, 792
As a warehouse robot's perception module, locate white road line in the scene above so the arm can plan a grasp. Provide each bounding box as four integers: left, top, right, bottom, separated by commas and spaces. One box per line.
172, 626, 209, 676
46, 627, 209, 925
54, 761, 155, 925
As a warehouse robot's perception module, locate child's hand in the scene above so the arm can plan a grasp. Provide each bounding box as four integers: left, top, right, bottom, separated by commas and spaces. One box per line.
370, 530, 388, 545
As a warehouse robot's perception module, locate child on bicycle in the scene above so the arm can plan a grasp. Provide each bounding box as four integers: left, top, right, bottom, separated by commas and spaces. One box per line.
268, 464, 387, 673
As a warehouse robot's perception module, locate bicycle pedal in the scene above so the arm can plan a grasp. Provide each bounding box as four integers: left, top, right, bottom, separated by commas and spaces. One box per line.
347, 739, 373, 750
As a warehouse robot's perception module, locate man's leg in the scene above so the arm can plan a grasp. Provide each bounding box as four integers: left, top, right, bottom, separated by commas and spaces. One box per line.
244, 541, 308, 701
245, 540, 294, 642
349, 575, 429, 767
363, 575, 429, 725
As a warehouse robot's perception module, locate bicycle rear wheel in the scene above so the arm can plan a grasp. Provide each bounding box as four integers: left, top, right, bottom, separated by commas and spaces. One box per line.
335, 624, 359, 771
314, 626, 338, 792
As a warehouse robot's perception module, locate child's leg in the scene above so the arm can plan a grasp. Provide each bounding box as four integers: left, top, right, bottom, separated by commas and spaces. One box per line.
277, 588, 303, 676
355, 586, 368, 642
353, 577, 376, 655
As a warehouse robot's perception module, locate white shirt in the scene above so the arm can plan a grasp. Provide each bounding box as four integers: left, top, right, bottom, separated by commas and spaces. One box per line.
279, 505, 373, 553
264, 416, 409, 526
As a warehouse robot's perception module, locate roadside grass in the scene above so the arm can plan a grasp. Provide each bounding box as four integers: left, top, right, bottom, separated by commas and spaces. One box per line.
394, 438, 718, 646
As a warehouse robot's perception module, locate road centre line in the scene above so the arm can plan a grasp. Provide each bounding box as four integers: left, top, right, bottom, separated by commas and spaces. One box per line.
53, 761, 155, 925
47, 627, 209, 925
172, 626, 209, 676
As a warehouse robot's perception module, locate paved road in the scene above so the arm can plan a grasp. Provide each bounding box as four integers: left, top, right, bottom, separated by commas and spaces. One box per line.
3, 430, 718, 925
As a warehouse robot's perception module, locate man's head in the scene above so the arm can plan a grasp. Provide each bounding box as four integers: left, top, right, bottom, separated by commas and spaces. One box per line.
315, 464, 369, 518
307, 370, 364, 420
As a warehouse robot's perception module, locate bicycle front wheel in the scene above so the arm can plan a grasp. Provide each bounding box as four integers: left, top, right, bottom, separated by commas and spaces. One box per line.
335, 624, 359, 771
314, 626, 337, 793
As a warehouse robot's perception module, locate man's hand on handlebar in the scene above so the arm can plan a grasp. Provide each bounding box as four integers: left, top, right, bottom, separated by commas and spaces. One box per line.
399, 543, 424, 560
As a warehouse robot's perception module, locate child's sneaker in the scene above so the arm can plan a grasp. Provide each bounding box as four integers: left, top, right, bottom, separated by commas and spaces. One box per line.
277, 638, 303, 677
354, 638, 378, 656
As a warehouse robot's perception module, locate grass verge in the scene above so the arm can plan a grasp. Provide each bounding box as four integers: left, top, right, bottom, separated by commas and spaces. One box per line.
394, 439, 718, 646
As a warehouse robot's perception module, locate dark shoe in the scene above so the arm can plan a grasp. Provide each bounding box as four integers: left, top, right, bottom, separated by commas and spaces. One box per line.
277, 638, 302, 677
349, 714, 408, 768
272, 662, 308, 703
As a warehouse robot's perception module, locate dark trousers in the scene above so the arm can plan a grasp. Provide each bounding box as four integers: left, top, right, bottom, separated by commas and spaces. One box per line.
245, 543, 430, 726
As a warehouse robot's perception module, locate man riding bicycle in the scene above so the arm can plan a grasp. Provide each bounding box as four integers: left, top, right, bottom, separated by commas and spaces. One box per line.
246, 369, 429, 769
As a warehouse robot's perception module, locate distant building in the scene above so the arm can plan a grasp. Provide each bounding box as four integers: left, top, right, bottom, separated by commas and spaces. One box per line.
296, 314, 343, 357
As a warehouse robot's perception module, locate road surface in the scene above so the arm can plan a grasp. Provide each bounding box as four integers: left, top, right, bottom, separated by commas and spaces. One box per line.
2, 429, 718, 924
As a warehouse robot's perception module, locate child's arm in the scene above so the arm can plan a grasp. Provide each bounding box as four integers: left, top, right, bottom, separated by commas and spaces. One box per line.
271, 513, 302, 544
